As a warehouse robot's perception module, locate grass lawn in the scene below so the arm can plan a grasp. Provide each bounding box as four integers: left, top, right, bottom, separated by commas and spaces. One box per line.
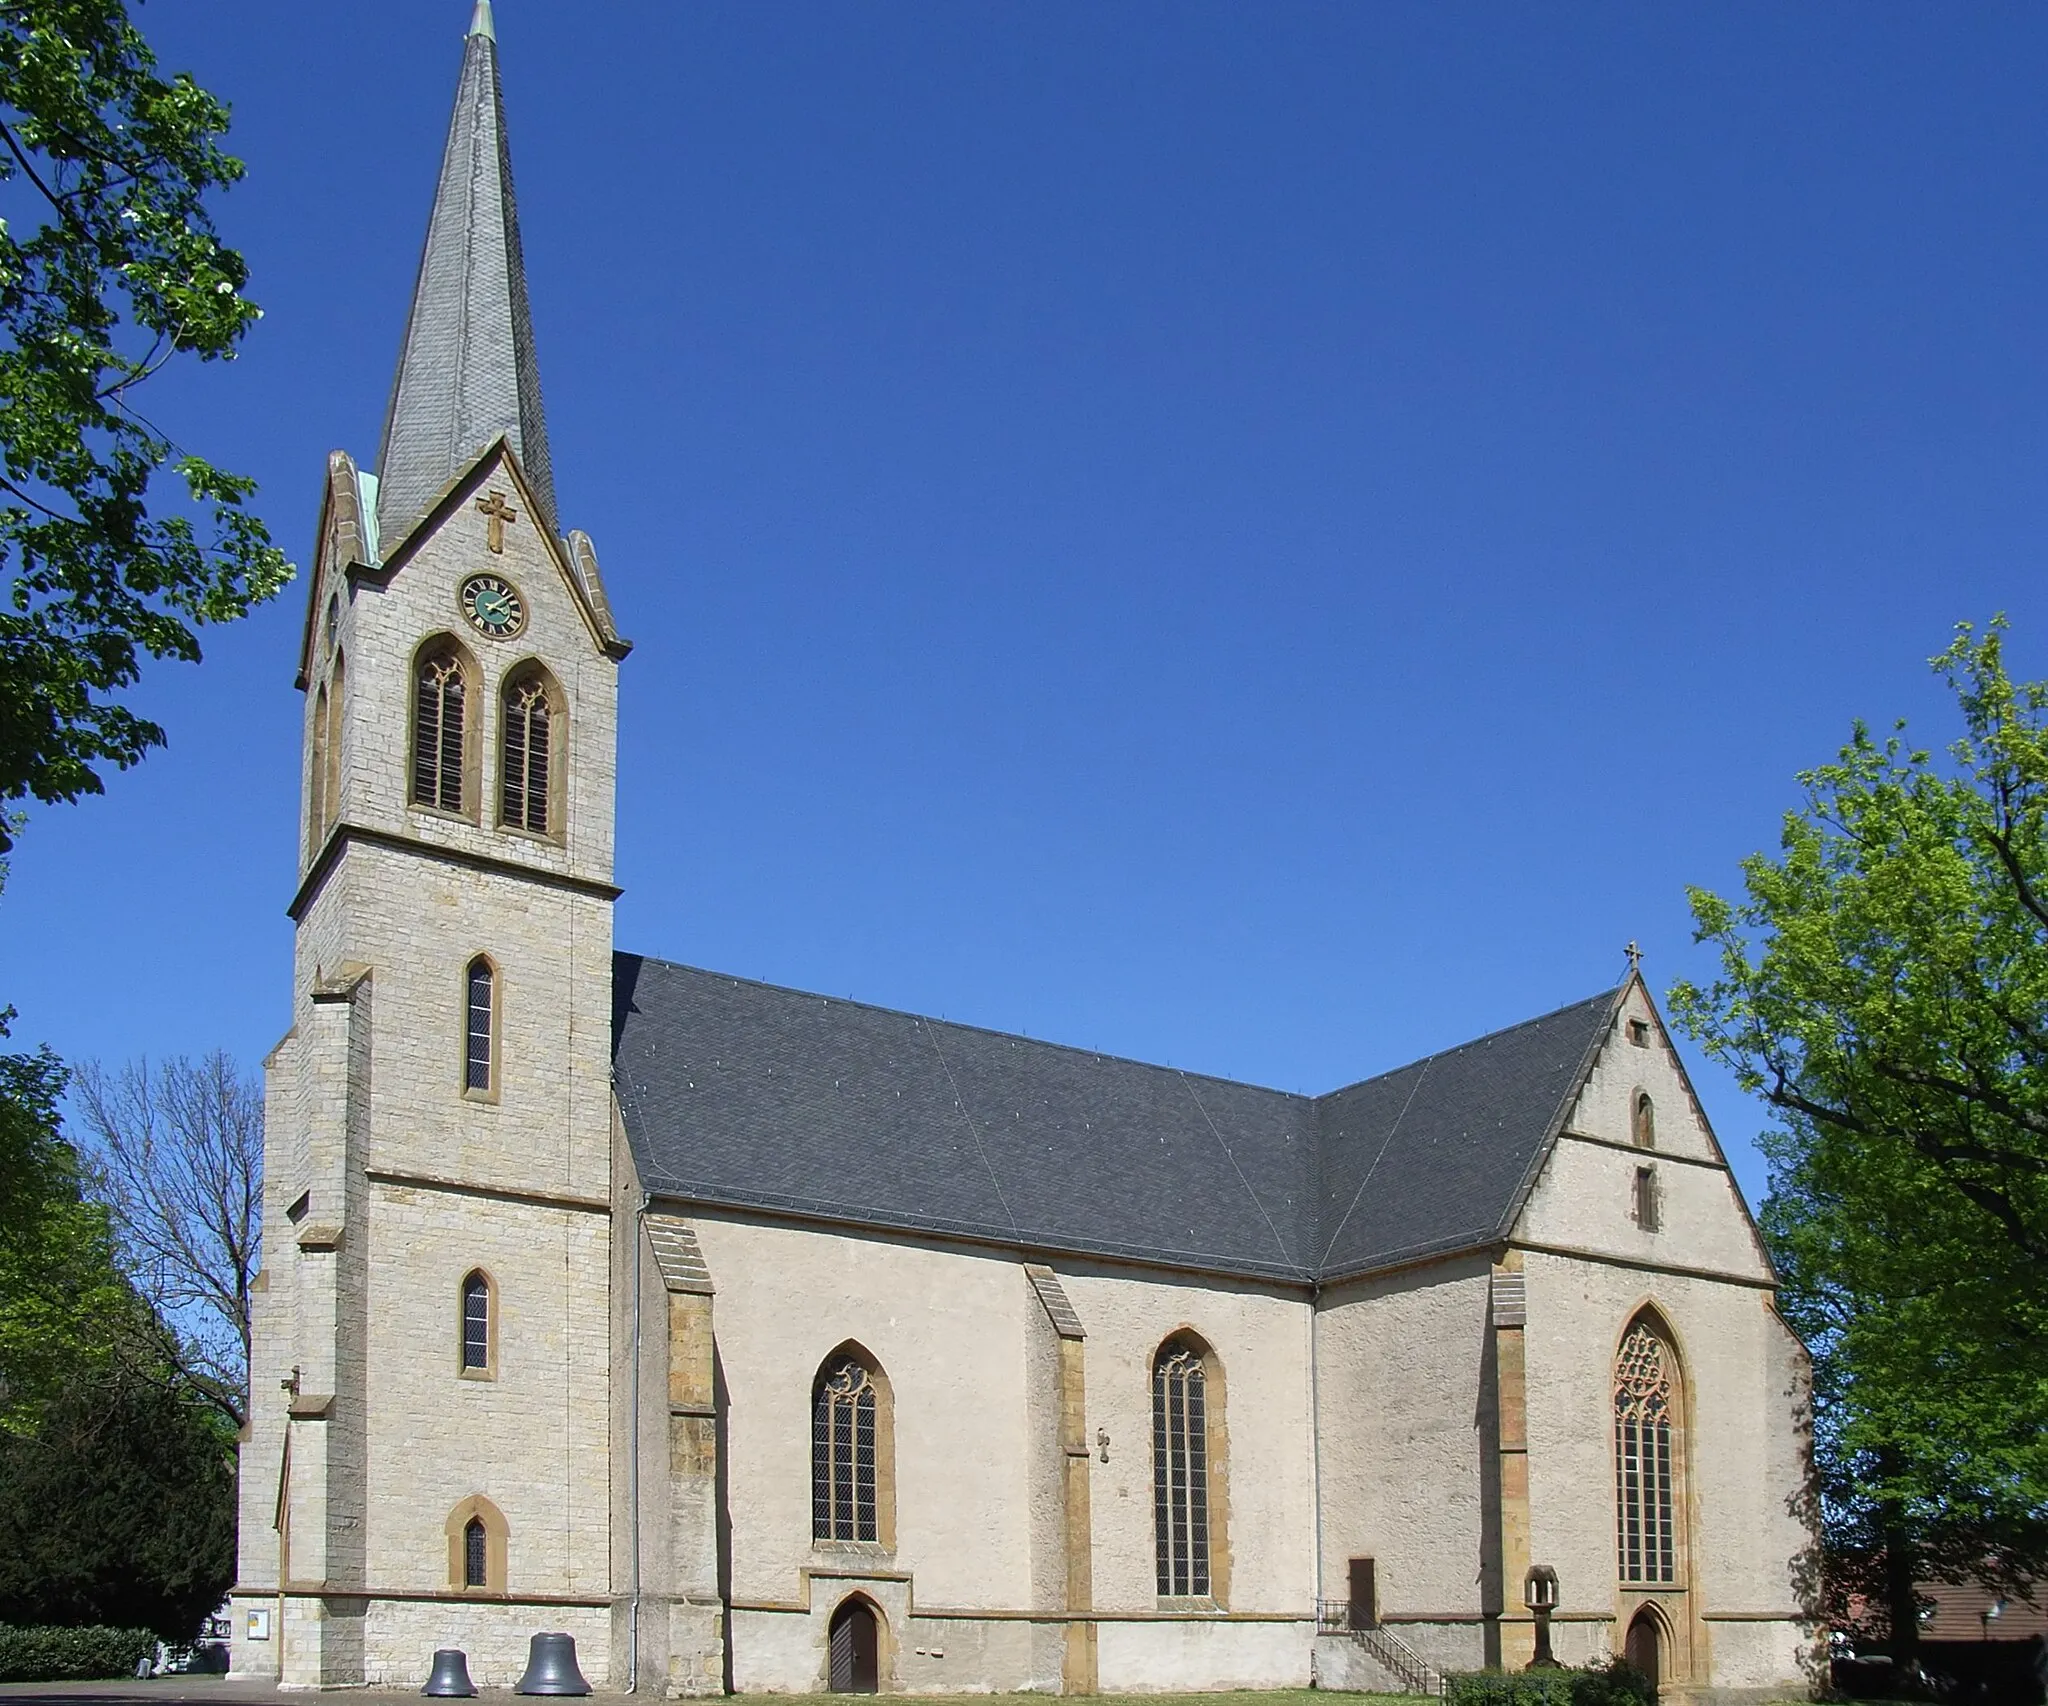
811, 1696, 1427, 1705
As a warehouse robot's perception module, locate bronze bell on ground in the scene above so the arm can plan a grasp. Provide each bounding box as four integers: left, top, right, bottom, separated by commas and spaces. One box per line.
422, 1649, 477, 1697
515, 1631, 591, 1696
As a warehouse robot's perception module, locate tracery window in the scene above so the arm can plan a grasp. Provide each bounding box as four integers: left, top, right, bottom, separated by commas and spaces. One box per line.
465, 958, 495, 1093
1615, 1321, 1677, 1585
813, 1354, 879, 1543
463, 1516, 487, 1588
500, 671, 554, 834
461, 1271, 492, 1373
1632, 1091, 1656, 1148
1153, 1341, 1211, 1597
413, 646, 468, 812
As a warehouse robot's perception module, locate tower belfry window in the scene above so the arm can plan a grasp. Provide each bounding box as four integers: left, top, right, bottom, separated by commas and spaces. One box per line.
501, 673, 553, 834
414, 648, 467, 812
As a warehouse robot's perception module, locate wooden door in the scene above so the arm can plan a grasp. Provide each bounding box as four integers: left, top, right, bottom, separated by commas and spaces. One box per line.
829, 1598, 879, 1694
1348, 1557, 1377, 1629
1625, 1608, 1661, 1691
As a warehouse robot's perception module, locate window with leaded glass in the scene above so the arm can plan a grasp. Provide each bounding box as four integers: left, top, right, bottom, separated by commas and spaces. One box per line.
1153, 1341, 1211, 1598
462, 1271, 491, 1372
413, 646, 467, 812
812, 1355, 879, 1543
501, 672, 554, 834
464, 1516, 488, 1588
1615, 1320, 1678, 1585
465, 958, 494, 1092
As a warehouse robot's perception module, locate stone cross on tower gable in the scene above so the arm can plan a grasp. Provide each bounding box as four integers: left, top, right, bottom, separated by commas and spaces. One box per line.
476, 489, 518, 552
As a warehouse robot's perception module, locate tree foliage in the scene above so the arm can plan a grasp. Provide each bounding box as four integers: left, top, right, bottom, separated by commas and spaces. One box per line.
74, 1051, 260, 1429
0, 1019, 126, 1430
0, 1354, 234, 1641
0, 0, 290, 854
1671, 620, 2048, 1646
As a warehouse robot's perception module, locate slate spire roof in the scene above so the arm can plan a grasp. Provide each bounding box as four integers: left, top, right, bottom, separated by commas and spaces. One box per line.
611, 955, 1627, 1285
374, 1, 556, 550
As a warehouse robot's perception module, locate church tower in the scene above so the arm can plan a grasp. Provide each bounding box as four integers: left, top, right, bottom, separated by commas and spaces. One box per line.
234, 2, 631, 1685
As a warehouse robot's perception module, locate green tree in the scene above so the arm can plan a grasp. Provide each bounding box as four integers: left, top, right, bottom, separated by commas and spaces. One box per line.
0, 0, 290, 855
1671, 620, 2048, 1658
0, 1021, 128, 1431
0, 1352, 235, 1641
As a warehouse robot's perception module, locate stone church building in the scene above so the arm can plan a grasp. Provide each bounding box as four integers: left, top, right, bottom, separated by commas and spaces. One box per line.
231, 7, 1814, 1697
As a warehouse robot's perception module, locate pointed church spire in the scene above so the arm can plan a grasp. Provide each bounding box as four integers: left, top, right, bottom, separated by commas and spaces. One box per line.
375, 2, 555, 550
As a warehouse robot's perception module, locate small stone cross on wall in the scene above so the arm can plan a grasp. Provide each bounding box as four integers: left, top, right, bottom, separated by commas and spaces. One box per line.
476, 490, 519, 553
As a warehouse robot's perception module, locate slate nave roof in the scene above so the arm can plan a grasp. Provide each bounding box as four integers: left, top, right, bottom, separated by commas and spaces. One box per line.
611, 953, 1624, 1285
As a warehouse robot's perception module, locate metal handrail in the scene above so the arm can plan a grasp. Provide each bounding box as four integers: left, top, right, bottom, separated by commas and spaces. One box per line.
1312, 1602, 1445, 1696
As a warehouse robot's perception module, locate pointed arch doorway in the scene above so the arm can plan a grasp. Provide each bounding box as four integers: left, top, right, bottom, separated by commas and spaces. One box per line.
828, 1596, 880, 1694
1624, 1607, 1661, 1692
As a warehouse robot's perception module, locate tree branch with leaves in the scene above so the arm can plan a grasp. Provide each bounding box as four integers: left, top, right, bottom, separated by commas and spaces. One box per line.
1671, 618, 2048, 1653
0, 0, 291, 854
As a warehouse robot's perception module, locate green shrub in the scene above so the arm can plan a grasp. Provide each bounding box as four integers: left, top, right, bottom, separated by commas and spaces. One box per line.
1570, 1656, 1655, 1706
0, 1624, 157, 1683
1447, 1669, 1576, 1706
1445, 1659, 1655, 1706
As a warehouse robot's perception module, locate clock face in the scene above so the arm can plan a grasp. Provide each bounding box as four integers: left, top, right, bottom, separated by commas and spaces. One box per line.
459, 574, 526, 640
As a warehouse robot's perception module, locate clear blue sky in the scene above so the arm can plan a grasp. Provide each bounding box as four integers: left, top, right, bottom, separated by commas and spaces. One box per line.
10, 0, 2048, 1213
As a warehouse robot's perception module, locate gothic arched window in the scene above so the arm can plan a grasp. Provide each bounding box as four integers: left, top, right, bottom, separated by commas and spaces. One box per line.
461, 1270, 493, 1374
413, 644, 468, 813
1153, 1339, 1212, 1598
500, 668, 556, 835
1633, 1091, 1656, 1149
813, 1352, 881, 1543
465, 958, 495, 1094
445, 1495, 506, 1593
1615, 1319, 1679, 1585
321, 651, 345, 835
309, 681, 329, 845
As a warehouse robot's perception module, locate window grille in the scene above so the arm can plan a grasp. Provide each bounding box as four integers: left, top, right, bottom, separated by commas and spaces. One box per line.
1152, 1343, 1210, 1597
413, 650, 466, 812
466, 959, 494, 1092
1633, 1092, 1656, 1148
463, 1516, 488, 1588
462, 1272, 490, 1371
501, 676, 553, 833
1615, 1322, 1677, 1584
812, 1356, 878, 1543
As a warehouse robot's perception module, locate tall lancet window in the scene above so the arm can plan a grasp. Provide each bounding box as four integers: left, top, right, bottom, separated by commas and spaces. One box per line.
465, 957, 495, 1093
1615, 1319, 1679, 1584
1153, 1339, 1212, 1597
413, 645, 468, 812
309, 682, 330, 844
500, 670, 554, 834
812, 1353, 880, 1543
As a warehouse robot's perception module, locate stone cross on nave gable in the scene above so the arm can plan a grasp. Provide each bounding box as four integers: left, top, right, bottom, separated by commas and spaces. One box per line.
476, 488, 519, 553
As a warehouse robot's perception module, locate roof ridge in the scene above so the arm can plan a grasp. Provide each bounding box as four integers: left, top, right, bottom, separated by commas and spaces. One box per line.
1314, 983, 1623, 1104
615, 950, 1314, 1103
